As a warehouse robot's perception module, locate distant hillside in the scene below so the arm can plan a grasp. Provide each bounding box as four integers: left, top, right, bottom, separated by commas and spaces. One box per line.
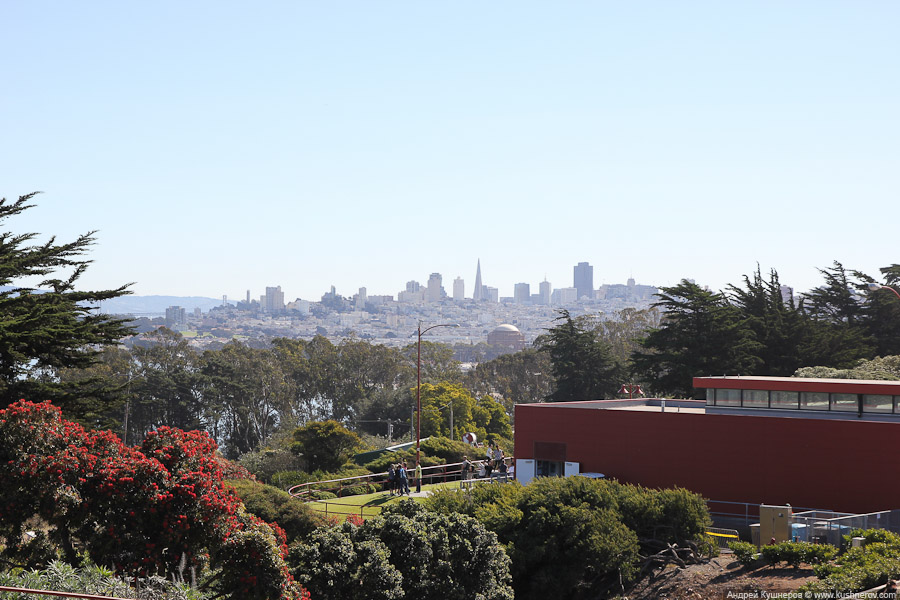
98, 295, 233, 315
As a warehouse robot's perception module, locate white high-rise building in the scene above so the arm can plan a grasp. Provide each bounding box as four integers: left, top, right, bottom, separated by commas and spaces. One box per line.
264, 286, 285, 312
453, 277, 465, 301
427, 273, 443, 302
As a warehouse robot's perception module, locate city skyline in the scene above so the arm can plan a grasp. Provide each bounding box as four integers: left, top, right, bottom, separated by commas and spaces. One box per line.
3, 3, 897, 301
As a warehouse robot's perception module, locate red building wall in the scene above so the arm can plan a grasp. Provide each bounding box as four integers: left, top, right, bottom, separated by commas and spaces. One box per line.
514, 403, 898, 514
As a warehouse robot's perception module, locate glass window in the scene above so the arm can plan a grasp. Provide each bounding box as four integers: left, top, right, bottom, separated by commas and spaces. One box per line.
706, 389, 716, 406
831, 393, 858, 412
742, 390, 769, 408
800, 392, 829, 410
715, 389, 741, 407
770, 391, 799, 409
864, 395, 893, 413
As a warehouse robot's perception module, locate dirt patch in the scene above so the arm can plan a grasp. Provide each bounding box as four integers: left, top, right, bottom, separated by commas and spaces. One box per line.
624, 554, 819, 599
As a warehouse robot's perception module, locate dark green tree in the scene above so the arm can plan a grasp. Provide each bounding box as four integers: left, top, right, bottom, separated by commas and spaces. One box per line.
0, 193, 133, 416
537, 310, 623, 402
465, 348, 554, 411
129, 328, 203, 439
291, 419, 361, 472
201, 341, 290, 458
632, 280, 762, 397
858, 264, 900, 357
798, 262, 873, 368
728, 267, 806, 376
291, 501, 513, 600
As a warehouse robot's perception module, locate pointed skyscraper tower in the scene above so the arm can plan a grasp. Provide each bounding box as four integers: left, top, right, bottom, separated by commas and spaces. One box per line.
473, 259, 483, 301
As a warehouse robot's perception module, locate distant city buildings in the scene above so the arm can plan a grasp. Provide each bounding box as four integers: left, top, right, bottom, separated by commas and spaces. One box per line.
514, 283, 531, 304
574, 262, 593, 300
122, 260, 664, 358
165, 305, 185, 327
427, 273, 443, 303
263, 286, 284, 313
453, 277, 464, 302
539, 280, 552, 305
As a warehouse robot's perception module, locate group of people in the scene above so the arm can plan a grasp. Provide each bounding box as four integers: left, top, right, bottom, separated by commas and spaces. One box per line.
385, 460, 417, 496
461, 443, 513, 481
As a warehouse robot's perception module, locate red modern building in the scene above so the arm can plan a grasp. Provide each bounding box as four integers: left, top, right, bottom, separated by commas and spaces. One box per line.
514, 376, 900, 514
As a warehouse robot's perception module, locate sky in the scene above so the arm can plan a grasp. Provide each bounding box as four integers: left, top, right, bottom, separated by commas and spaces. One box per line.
2, 2, 898, 302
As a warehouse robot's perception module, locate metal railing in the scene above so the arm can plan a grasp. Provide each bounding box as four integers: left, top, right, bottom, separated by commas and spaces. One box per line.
288, 462, 466, 501
705, 527, 740, 549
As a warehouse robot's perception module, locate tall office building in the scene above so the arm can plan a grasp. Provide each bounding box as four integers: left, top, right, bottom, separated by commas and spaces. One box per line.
453, 277, 465, 301
574, 262, 594, 300
264, 286, 285, 313
357, 287, 367, 308
473, 259, 483, 301
539, 279, 552, 305
514, 283, 531, 304
165, 305, 186, 327
427, 273, 443, 302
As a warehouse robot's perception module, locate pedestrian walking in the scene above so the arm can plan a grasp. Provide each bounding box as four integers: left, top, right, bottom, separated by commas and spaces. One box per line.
400, 460, 410, 496
415, 460, 423, 493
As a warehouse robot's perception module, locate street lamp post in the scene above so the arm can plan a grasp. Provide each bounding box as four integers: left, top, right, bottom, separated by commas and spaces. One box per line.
868, 282, 900, 301
414, 321, 459, 466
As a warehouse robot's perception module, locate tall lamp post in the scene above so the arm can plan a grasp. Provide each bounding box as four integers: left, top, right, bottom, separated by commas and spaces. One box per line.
414, 321, 459, 466
868, 282, 900, 301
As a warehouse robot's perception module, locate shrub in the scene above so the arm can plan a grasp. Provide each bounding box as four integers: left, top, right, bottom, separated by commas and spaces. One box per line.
291, 501, 513, 600
0, 400, 309, 600
228, 479, 326, 544
309, 490, 336, 500
800, 532, 900, 596
424, 474, 713, 600
761, 542, 838, 568
729, 541, 758, 566
418, 436, 474, 462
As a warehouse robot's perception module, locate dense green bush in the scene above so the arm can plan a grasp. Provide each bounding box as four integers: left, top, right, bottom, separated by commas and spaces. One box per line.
800, 531, 900, 596
290, 500, 513, 600
308, 490, 336, 500
418, 436, 475, 462
760, 542, 837, 568
424, 475, 712, 600
362, 449, 442, 473
227, 479, 326, 544
729, 541, 759, 566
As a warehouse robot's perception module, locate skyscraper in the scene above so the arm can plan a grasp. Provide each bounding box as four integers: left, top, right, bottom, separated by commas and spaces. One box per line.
574, 262, 593, 300
473, 259, 483, 302
453, 277, 464, 301
539, 279, 552, 305
514, 283, 531, 304
427, 273, 443, 302
264, 286, 285, 312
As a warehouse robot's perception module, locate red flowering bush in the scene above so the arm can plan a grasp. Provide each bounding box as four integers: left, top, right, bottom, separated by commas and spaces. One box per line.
0, 400, 309, 600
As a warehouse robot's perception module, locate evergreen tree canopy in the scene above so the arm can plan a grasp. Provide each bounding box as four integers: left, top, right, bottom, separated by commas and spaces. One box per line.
0, 193, 133, 415
632, 280, 762, 397
538, 310, 623, 402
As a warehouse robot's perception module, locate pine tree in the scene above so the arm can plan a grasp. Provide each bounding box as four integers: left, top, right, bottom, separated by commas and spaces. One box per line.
538, 310, 622, 402
0, 193, 133, 417
632, 280, 762, 397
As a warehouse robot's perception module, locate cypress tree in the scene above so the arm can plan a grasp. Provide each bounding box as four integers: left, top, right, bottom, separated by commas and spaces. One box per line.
0, 193, 133, 419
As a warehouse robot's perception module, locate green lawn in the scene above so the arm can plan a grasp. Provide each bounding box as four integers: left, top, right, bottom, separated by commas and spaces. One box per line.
306, 481, 458, 519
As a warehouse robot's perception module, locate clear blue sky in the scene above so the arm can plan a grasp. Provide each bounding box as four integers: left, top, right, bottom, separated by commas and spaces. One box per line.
2, 2, 897, 301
